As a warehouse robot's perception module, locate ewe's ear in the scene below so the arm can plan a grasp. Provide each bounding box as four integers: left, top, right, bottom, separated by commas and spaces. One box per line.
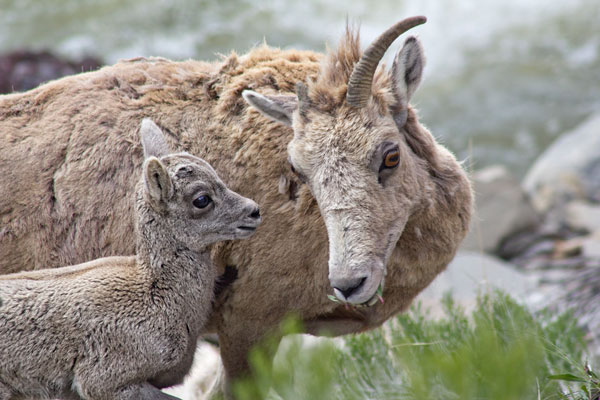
140, 118, 170, 159
390, 36, 425, 128
143, 157, 174, 208
242, 90, 297, 127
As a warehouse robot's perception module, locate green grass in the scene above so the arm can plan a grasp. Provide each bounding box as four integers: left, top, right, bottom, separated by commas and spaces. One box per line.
233, 291, 599, 400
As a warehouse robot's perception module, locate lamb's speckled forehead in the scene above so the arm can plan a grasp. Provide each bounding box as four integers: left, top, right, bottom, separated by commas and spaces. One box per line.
159, 152, 220, 183
160, 152, 213, 171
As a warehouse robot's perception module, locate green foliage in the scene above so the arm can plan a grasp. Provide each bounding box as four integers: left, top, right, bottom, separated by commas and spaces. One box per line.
233, 291, 597, 400
233, 316, 339, 400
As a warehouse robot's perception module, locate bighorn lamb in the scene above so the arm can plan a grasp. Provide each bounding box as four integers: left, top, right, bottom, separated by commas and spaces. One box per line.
0, 16, 472, 390
0, 119, 261, 400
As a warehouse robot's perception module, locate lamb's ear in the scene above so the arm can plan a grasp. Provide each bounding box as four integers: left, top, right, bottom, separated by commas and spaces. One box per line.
390, 36, 425, 128
143, 157, 174, 208
140, 118, 170, 159
242, 90, 297, 127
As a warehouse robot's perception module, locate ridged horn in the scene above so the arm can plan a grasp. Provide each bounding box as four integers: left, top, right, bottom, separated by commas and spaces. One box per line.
346, 16, 427, 108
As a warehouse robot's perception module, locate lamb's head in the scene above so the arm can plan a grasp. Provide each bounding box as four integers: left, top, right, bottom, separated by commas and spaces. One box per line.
139, 119, 261, 251
243, 17, 429, 305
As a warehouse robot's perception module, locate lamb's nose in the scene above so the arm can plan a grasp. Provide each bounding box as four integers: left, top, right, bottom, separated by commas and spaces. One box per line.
332, 276, 367, 300
249, 208, 261, 219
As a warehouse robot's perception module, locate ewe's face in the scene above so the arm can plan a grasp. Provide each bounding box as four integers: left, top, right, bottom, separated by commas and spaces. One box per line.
162, 154, 262, 250
241, 16, 428, 305
287, 108, 417, 305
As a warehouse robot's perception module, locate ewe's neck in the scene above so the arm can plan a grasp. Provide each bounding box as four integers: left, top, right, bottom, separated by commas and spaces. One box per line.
401, 149, 472, 262
401, 112, 472, 251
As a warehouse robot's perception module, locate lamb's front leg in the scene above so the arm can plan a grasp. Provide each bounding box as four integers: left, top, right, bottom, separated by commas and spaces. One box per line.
0, 382, 11, 400
114, 382, 182, 400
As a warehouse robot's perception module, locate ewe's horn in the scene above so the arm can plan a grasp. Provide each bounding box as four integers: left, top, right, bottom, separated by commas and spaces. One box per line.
346, 16, 427, 108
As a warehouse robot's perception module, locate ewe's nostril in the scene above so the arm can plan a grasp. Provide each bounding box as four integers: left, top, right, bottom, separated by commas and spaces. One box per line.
250, 208, 260, 219
333, 276, 367, 299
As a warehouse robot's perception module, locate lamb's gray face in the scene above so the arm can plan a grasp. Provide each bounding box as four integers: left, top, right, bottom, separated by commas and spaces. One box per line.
140, 119, 261, 251
160, 155, 261, 248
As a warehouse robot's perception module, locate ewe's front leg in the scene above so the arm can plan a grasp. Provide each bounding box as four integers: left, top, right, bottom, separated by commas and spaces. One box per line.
217, 324, 282, 400
0, 382, 11, 400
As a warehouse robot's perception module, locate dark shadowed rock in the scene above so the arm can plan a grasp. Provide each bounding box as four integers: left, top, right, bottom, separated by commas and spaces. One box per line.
0, 50, 102, 94
523, 112, 600, 214
461, 165, 540, 253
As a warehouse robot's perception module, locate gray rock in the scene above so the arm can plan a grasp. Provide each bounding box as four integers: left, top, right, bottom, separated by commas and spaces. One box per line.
523, 112, 600, 213
461, 165, 539, 253
417, 251, 537, 316
580, 232, 600, 258
553, 266, 600, 357
565, 200, 600, 233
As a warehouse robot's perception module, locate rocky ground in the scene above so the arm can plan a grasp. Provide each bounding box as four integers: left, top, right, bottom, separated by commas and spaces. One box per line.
0, 50, 102, 94
446, 113, 600, 357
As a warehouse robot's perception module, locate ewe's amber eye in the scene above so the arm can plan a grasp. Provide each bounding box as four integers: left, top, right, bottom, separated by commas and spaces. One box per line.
383, 150, 400, 168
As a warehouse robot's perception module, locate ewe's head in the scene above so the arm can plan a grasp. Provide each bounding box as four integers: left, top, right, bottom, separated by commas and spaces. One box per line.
140, 119, 261, 251
243, 17, 428, 305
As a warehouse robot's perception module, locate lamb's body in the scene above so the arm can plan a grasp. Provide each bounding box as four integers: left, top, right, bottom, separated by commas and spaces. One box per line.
0, 120, 261, 400
0, 255, 206, 399
0, 19, 472, 392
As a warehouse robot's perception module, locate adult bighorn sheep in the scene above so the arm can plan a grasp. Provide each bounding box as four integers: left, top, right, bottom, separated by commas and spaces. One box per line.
0, 119, 261, 400
0, 16, 472, 394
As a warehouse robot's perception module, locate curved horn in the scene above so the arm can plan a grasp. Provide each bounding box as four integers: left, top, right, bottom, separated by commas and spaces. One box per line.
346, 16, 427, 108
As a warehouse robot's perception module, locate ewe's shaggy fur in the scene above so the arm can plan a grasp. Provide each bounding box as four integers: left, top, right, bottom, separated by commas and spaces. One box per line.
0, 21, 472, 391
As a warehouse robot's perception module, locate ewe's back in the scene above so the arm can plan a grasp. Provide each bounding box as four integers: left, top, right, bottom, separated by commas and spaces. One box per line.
0, 59, 212, 272
0, 49, 320, 274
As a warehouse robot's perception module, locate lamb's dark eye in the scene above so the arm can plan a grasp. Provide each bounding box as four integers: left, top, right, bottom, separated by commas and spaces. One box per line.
382, 149, 400, 169
193, 195, 212, 209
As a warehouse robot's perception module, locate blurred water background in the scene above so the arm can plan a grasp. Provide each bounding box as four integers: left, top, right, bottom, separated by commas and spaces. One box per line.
1, 0, 599, 176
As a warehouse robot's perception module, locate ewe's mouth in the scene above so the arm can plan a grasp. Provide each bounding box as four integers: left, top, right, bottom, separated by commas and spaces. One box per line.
237, 226, 257, 231
327, 286, 384, 309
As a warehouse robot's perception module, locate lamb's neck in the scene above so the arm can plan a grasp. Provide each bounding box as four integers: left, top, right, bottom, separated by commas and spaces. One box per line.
134, 203, 214, 340
134, 206, 211, 283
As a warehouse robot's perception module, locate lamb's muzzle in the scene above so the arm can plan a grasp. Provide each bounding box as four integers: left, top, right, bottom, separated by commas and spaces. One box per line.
235, 203, 261, 236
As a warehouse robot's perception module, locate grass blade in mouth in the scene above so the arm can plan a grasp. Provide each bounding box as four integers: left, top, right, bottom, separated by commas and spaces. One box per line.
327, 294, 342, 304
376, 286, 384, 304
